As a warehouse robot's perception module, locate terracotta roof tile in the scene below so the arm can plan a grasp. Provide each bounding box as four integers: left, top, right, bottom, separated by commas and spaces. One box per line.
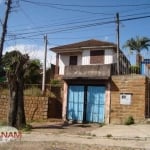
51, 39, 116, 52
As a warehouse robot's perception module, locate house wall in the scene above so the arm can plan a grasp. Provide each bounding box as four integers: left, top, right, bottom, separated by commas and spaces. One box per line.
82, 50, 90, 65
59, 49, 114, 75
104, 49, 114, 64
59, 54, 82, 75
110, 75, 148, 124
59, 55, 69, 75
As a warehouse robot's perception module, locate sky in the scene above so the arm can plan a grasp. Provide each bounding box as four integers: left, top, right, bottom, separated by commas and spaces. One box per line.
0, 0, 150, 66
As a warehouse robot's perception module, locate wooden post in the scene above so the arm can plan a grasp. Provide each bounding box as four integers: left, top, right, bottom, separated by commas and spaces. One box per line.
0, 0, 12, 60
116, 13, 120, 75
42, 35, 48, 94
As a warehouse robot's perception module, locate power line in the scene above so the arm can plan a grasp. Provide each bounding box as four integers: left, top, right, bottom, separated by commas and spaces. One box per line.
20, 0, 112, 15
21, 0, 150, 17
6, 14, 150, 40
7, 10, 150, 34
21, 0, 150, 8
8, 16, 113, 34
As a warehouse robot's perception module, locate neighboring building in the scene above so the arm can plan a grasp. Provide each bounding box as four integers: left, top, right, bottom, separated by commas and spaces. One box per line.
141, 59, 150, 77
50, 39, 134, 124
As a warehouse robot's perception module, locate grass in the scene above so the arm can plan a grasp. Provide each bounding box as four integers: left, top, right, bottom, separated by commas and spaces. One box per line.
24, 87, 42, 96
0, 121, 7, 126
0, 86, 58, 98
0, 88, 9, 95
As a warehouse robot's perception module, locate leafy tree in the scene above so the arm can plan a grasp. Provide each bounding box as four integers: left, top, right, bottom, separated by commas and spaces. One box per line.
123, 36, 150, 67
2, 50, 29, 128
0, 64, 6, 82
24, 59, 42, 84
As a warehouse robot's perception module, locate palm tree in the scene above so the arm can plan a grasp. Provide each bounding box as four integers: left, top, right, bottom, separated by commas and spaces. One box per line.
2, 50, 29, 128
123, 36, 150, 67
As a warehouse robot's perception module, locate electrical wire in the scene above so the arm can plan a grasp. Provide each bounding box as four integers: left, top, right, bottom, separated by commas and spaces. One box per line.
6, 14, 150, 40
20, 0, 112, 15
21, 0, 150, 8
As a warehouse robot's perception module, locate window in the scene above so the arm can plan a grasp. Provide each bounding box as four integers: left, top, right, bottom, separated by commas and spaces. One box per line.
90, 50, 104, 64
69, 56, 77, 65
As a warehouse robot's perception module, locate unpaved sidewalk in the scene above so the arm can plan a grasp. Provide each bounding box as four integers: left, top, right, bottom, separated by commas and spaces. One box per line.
1, 122, 150, 149
21, 131, 150, 149
20, 122, 150, 149
91, 124, 150, 138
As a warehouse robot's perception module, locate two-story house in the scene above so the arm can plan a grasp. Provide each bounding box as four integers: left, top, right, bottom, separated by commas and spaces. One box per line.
51, 39, 130, 124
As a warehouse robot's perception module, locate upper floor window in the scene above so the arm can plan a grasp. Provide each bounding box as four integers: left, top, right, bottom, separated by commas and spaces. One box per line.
69, 56, 77, 65
90, 50, 104, 64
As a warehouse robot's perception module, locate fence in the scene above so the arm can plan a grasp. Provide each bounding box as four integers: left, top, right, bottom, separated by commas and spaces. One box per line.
111, 52, 150, 77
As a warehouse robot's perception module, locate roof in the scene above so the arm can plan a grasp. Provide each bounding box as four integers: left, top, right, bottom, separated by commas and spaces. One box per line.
51, 39, 117, 53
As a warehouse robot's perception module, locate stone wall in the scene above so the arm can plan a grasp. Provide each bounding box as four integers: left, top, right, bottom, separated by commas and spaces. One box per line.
0, 95, 49, 121
24, 96, 48, 121
0, 95, 8, 121
110, 75, 148, 124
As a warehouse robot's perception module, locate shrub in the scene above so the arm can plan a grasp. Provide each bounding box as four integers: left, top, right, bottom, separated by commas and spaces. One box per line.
130, 65, 140, 74
124, 116, 134, 125
50, 80, 61, 87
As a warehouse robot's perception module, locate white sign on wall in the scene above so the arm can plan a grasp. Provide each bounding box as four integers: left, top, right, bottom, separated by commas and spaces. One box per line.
120, 93, 132, 105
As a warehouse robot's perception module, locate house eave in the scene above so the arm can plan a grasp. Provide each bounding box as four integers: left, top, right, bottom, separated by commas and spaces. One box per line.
50, 45, 116, 53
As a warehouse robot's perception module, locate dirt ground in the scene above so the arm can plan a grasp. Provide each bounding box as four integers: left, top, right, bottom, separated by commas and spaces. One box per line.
0, 141, 142, 150
0, 120, 150, 150
31, 121, 100, 135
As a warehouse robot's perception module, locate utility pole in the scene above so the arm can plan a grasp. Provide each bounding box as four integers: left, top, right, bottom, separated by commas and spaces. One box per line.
0, 0, 12, 60
116, 13, 120, 74
42, 34, 48, 94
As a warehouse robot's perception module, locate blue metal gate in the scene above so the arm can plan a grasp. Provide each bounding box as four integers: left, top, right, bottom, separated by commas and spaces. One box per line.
67, 85, 105, 123
86, 86, 105, 123
67, 85, 84, 121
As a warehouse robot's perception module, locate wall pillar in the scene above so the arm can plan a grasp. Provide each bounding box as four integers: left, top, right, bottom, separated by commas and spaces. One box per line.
62, 81, 68, 121
105, 82, 111, 124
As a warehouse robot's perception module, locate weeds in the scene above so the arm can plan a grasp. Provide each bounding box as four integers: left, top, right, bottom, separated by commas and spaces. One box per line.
0, 121, 7, 126
124, 116, 134, 125
21, 124, 32, 132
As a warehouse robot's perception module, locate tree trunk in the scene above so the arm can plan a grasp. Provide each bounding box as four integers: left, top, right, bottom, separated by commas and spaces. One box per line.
8, 75, 18, 127
136, 53, 142, 67
16, 78, 26, 128
8, 74, 26, 128
6, 52, 28, 129
136, 53, 142, 74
